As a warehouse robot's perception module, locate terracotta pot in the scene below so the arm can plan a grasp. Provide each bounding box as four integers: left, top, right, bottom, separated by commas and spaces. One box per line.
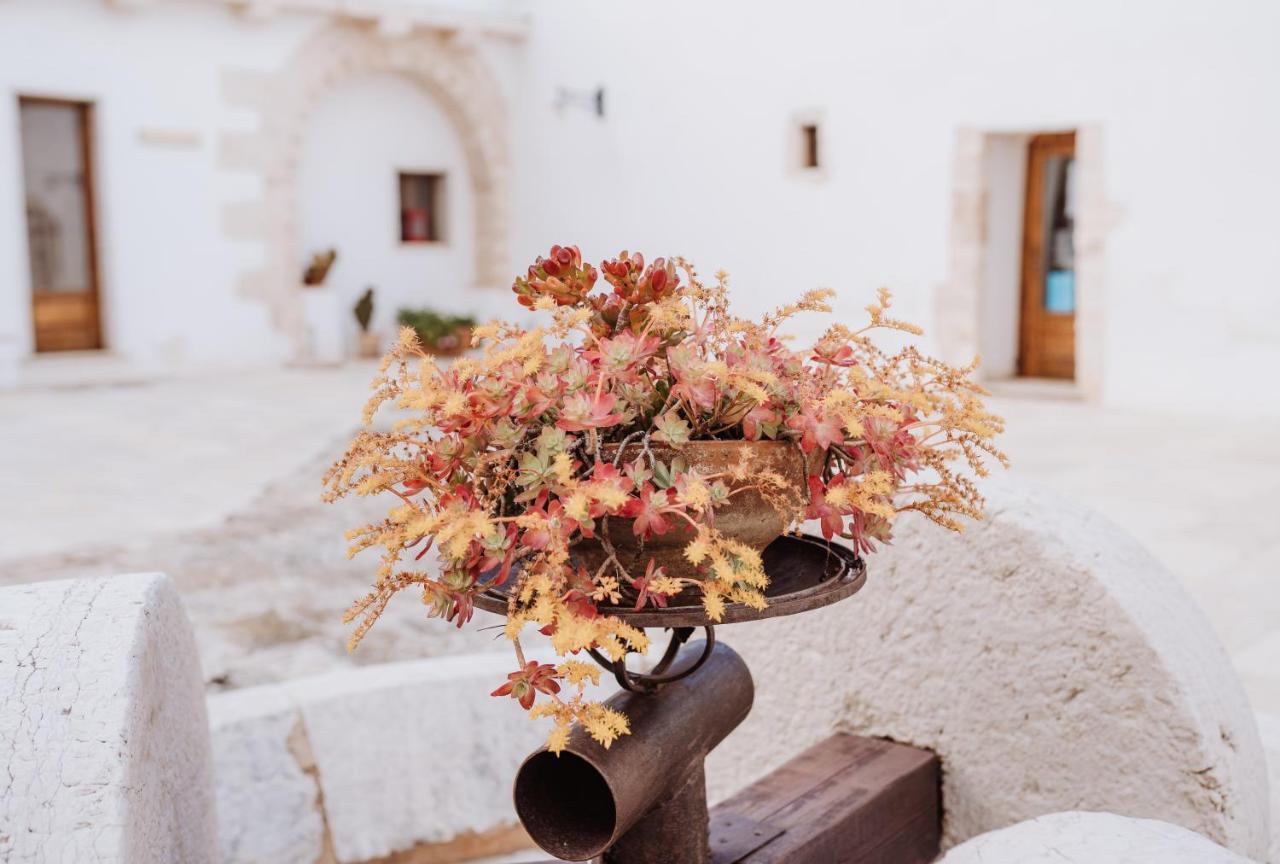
431, 325, 472, 357
357, 330, 380, 359
574, 439, 810, 579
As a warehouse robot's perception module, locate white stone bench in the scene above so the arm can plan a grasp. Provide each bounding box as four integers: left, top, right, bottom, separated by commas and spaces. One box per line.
0, 573, 216, 863
707, 478, 1273, 860
209, 652, 547, 863
941, 811, 1258, 863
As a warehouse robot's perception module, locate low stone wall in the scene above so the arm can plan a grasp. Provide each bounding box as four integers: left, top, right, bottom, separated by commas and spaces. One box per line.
706, 478, 1273, 859
209, 652, 545, 863
942, 811, 1258, 863
0, 573, 216, 863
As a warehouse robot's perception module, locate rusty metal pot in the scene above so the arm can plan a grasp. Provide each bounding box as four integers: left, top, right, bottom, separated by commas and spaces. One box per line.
574, 439, 809, 579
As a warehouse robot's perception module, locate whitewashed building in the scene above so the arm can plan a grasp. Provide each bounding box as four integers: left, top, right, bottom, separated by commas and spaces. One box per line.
2, 0, 1278, 415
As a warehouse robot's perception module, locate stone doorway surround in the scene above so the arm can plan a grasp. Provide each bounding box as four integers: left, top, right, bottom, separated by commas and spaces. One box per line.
219, 16, 518, 359
938, 126, 1112, 401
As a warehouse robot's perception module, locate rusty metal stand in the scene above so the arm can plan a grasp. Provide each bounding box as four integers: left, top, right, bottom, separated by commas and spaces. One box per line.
601, 764, 709, 864
486, 536, 870, 864
515, 640, 751, 863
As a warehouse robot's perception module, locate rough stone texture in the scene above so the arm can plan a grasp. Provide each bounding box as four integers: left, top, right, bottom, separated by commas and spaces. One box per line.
208, 651, 548, 864
0, 573, 216, 863
210, 687, 327, 864
941, 811, 1258, 863
707, 478, 1271, 859
1257, 713, 1280, 863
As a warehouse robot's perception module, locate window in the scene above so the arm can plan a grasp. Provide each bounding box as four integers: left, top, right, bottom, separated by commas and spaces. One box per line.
800, 123, 820, 169
398, 172, 444, 243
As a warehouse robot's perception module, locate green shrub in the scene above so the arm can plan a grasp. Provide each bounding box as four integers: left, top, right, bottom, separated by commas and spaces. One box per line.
396, 308, 476, 348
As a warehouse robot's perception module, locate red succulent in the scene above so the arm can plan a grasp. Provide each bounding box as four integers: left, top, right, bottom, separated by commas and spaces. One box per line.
785, 406, 846, 454
512, 244, 598, 308
632, 558, 673, 611
491, 661, 561, 709
622, 484, 674, 538
556, 391, 624, 432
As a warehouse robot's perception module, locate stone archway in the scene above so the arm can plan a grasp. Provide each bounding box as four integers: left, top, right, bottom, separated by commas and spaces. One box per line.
220, 23, 512, 357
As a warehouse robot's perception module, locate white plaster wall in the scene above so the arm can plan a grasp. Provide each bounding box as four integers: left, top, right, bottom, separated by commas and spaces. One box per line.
0, 0, 317, 371
296, 71, 478, 347
980, 134, 1029, 379
3, 0, 1279, 417
512, 0, 1280, 416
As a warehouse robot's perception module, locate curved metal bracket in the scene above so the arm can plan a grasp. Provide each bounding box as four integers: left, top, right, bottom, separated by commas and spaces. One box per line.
587, 626, 717, 693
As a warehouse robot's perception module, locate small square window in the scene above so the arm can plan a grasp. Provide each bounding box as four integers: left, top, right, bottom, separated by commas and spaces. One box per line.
800, 123, 820, 169
399, 172, 445, 243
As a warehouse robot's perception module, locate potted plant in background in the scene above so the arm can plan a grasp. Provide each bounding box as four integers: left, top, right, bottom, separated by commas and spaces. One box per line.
300, 247, 343, 364
326, 245, 1006, 752
395, 307, 476, 357
302, 248, 338, 286
353, 286, 379, 358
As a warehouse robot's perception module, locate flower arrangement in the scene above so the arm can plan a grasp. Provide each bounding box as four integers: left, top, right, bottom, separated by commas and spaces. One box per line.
324, 245, 1006, 753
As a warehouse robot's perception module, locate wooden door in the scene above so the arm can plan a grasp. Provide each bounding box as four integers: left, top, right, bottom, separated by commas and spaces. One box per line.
20, 97, 103, 352
1018, 132, 1076, 379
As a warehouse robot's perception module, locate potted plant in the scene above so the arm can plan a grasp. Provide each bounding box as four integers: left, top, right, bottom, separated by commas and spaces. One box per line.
302, 248, 337, 286
395, 307, 476, 357
353, 286, 379, 358
325, 245, 1006, 752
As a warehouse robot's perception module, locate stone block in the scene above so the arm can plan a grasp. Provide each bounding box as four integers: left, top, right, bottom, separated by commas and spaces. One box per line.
0, 573, 216, 863
209, 651, 546, 863
708, 478, 1271, 858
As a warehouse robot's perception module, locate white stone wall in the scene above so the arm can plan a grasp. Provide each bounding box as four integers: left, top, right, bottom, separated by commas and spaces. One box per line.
209, 652, 547, 863
0, 573, 215, 863
3, 0, 1280, 415
942, 811, 1259, 863
0, 0, 520, 375
509, 0, 1280, 417
295, 71, 477, 350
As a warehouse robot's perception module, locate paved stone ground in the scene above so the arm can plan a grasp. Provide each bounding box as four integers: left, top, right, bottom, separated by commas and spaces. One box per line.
1, 365, 1277, 712
0, 363, 497, 691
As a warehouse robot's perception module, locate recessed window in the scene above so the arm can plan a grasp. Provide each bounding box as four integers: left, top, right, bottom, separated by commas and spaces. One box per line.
399, 172, 444, 243
800, 123, 820, 169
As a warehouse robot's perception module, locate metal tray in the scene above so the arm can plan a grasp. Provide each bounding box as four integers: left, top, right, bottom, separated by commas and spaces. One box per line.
474, 533, 865, 629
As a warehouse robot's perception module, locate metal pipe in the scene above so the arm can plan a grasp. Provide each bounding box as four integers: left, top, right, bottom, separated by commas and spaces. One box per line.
513, 641, 754, 863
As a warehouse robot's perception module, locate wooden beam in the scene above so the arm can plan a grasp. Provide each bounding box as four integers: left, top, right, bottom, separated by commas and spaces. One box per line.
709, 734, 940, 864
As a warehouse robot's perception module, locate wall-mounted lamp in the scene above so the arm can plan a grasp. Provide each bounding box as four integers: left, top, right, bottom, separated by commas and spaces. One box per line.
554, 85, 605, 118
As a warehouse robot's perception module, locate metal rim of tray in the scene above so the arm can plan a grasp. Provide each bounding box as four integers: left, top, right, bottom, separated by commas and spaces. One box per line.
474, 533, 865, 629
474, 533, 864, 692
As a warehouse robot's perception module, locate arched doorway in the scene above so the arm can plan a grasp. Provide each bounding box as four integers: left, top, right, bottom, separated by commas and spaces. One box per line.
221, 23, 511, 359
296, 71, 476, 355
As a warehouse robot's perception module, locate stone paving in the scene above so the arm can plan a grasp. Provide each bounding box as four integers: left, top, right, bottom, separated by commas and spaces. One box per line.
1, 364, 1277, 713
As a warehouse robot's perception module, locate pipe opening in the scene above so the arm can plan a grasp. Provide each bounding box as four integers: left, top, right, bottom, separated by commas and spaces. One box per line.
514, 750, 617, 859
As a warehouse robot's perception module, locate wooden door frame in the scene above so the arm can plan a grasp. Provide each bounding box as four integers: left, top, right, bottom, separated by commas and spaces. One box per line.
20, 95, 104, 352
1017, 130, 1075, 378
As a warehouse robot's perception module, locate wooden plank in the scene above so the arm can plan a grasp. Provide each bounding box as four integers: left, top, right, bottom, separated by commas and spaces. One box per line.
710, 734, 940, 864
